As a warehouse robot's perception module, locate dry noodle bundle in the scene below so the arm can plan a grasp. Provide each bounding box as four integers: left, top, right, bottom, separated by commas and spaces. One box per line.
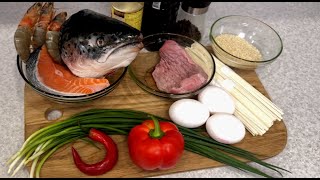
185, 43, 283, 136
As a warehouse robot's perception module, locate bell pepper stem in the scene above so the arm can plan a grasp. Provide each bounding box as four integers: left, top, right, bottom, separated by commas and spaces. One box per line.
149, 116, 164, 139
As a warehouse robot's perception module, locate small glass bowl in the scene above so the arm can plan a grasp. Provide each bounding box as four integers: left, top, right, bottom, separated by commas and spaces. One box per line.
210, 15, 283, 70
17, 55, 127, 103
128, 33, 215, 99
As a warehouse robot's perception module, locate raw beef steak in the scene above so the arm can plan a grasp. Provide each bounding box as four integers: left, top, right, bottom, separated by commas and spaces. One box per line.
152, 40, 208, 94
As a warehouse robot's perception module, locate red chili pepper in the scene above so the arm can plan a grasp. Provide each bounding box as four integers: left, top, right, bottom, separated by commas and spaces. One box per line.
71, 128, 118, 176
128, 116, 184, 170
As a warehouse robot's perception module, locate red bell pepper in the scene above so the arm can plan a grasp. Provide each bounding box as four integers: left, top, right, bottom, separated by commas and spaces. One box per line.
128, 116, 184, 170
71, 128, 118, 176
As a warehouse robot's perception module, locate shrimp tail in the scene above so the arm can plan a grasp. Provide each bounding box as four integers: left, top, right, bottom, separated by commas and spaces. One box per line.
14, 2, 42, 62
46, 12, 67, 64
46, 31, 61, 63
14, 27, 33, 62
32, 2, 55, 50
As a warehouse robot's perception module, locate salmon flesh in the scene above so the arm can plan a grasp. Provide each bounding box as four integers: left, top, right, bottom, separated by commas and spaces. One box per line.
25, 9, 144, 96
59, 9, 143, 78
26, 45, 110, 96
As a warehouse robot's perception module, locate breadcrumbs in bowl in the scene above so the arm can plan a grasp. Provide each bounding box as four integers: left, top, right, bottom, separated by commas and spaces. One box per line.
210, 15, 283, 70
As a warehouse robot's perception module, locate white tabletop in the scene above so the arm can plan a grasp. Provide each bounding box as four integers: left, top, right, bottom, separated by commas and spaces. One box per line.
0, 2, 319, 178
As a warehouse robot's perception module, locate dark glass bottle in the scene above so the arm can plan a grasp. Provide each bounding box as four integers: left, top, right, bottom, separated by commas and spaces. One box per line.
175, 1, 211, 41
140, 2, 180, 37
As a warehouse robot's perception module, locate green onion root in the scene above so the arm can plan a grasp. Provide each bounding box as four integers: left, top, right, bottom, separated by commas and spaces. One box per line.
6, 108, 289, 178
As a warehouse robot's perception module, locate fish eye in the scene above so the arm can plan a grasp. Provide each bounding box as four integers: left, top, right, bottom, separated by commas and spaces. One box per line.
96, 37, 106, 47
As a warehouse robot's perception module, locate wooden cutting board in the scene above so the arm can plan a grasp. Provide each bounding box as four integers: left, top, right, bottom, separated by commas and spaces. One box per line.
24, 50, 288, 178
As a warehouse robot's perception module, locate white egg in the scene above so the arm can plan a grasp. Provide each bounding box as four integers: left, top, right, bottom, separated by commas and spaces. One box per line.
206, 113, 245, 144
198, 86, 235, 114
169, 99, 210, 128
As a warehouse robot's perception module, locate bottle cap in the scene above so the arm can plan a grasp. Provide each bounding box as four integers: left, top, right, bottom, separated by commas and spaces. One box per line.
181, 2, 211, 15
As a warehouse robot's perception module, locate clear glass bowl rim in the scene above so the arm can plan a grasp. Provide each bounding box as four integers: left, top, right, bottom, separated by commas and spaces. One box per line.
210, 15, 283, 63
128, 32, 216, 98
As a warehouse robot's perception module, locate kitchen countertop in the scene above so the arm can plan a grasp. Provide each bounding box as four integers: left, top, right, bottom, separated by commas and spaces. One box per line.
1, 2, 319, 178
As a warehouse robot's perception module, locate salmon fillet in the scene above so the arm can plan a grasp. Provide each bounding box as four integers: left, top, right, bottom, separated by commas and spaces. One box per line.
37, 45, 110, 95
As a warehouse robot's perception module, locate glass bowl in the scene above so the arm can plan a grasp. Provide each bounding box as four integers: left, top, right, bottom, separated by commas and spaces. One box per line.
210, 15, 283, 70
17, 54, 127, 104
128, 33, 215, 99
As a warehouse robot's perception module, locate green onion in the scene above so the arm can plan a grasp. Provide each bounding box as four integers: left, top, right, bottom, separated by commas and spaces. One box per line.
6, 108, 290, 178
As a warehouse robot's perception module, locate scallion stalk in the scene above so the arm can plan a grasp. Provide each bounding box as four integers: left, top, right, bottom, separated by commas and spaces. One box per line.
6, 108, 289, 178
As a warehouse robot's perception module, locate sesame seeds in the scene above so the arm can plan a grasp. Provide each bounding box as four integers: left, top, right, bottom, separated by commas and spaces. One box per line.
214, 34, 262, 61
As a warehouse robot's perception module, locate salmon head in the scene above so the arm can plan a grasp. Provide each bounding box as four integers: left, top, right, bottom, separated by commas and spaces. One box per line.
59, 9, 143, 78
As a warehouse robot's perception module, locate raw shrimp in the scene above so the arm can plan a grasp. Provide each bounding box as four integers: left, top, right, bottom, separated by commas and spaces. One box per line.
46, 12, 67, 63
32, 2, 55, 50
14, 2, 42, 62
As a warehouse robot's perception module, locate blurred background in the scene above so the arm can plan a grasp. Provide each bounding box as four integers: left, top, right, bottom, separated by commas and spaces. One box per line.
0, 2, 319, 178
